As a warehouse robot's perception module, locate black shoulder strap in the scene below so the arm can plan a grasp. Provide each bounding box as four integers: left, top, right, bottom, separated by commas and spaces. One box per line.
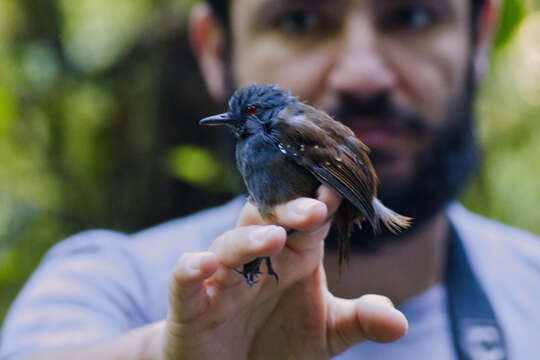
446, 224, 508, 360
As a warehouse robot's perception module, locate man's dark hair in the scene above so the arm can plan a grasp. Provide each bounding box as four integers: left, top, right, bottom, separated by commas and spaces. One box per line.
206, 0, 487, 37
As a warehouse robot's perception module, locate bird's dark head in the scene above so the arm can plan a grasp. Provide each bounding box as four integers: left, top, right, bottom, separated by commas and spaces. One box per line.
200, 84, 296, 137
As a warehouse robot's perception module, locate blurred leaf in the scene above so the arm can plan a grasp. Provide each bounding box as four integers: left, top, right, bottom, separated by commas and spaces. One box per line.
0, 0, 23, 43
513, 11, 540, 106
0, 84, 15, 139
58, 0, 154, 73
494, 0, 525, 49
62, 81, 113, 176
20, 41, 60, 90
0, 194, 38, 250
170, 0, 200, 12
167, 145, 222, 186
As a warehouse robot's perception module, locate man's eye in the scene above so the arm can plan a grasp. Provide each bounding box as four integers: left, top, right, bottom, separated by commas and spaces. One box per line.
384, 6, 438, 31
277, 10, 322, 35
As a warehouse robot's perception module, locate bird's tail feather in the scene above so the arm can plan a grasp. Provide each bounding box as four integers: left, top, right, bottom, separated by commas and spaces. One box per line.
372, 197, 412, 234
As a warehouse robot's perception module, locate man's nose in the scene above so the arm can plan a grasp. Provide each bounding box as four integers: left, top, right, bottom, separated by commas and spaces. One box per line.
328, 14, 396, 98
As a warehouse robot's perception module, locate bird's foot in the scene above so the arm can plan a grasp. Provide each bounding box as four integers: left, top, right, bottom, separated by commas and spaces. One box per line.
264, 256, 279, 284
235, 257, 263, 286
235, 257, 279, 286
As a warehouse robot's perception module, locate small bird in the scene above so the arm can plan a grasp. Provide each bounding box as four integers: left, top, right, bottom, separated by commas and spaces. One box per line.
200, 84, 411, 285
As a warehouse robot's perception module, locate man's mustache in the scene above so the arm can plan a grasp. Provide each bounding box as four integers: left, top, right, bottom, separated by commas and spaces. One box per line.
330, 93, 428, 134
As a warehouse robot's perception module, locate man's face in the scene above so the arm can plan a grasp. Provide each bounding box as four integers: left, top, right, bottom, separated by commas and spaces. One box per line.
230, 0, 471, 187
209, 0, 482, 249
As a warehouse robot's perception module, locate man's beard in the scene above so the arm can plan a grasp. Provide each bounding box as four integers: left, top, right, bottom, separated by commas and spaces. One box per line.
327, 68, 480, 253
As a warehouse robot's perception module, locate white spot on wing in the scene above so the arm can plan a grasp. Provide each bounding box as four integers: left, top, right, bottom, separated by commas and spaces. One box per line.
290, 114, 307, 124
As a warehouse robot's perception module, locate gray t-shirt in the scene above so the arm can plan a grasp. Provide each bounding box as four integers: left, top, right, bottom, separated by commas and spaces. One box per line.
1, 199, 539, 359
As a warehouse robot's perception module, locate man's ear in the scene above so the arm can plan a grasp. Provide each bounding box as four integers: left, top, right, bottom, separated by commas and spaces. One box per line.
190, 2, 227, 102
473, 0, 499, 82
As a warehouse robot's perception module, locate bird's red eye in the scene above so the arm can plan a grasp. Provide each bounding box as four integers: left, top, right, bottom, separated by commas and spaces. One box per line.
244, 105, 257, 115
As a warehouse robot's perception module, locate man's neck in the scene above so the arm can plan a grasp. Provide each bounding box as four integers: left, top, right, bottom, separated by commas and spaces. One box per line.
324, 212, 450, 304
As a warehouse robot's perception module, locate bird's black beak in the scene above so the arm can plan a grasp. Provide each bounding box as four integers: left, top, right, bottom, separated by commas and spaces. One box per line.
199, 112, 235, 127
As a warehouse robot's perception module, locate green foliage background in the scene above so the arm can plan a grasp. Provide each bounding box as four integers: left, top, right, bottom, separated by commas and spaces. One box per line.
0, 0, 539, 321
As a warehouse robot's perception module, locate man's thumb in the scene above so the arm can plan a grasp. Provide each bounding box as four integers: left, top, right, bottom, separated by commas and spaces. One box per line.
327, 294, 408, 356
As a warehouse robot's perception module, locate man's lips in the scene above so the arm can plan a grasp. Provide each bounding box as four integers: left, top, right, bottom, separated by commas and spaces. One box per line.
342, 117, 411, 148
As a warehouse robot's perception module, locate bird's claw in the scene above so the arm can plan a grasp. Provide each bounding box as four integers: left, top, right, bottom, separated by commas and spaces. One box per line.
236, 257, 279, 286
264, 256, 279, 284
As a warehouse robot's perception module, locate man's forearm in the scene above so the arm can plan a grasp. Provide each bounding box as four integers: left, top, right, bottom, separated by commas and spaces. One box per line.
26, 321, 165, 360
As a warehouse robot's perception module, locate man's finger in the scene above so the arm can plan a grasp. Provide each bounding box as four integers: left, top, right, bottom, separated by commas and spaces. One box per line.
316, 185, 342, 218
327, 294, 408, 356
237, 198, 327, 232
209, 226, 286, 267
237, 185, 341, 230
208, 225, 286, 287
273, 197, 328, 231
167, 252, 218, 324
236, 200, 264, 227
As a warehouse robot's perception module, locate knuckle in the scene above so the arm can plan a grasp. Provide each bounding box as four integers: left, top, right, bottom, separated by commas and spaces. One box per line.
216, 229, 234, 243
212, 230, 241, 254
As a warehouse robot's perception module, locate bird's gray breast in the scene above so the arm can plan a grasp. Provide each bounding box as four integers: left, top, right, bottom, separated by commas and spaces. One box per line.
236, 134, 318, 212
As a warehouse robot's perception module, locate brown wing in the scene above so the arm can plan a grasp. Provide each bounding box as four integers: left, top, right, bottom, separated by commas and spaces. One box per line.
274, 103, 379, 227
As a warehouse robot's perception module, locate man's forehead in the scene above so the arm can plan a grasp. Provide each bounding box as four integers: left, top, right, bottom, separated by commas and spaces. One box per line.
231, 0, 339, 15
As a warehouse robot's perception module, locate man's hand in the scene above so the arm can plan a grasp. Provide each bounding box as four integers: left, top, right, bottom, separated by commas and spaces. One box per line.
161, 186, 407, 360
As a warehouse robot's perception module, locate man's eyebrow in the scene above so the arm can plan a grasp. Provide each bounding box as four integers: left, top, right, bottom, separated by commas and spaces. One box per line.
257, 0, 342, 8
381, 0, 456, 13
255, 0, 345, 15
252, 0, 344, 28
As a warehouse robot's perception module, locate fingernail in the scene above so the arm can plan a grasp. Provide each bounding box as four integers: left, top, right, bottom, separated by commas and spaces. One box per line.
187, 253, 213, 274
380, 296, 394, 308
365, 294, 395, 308
250, 226, 279, 246
293, 198, 321, 216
